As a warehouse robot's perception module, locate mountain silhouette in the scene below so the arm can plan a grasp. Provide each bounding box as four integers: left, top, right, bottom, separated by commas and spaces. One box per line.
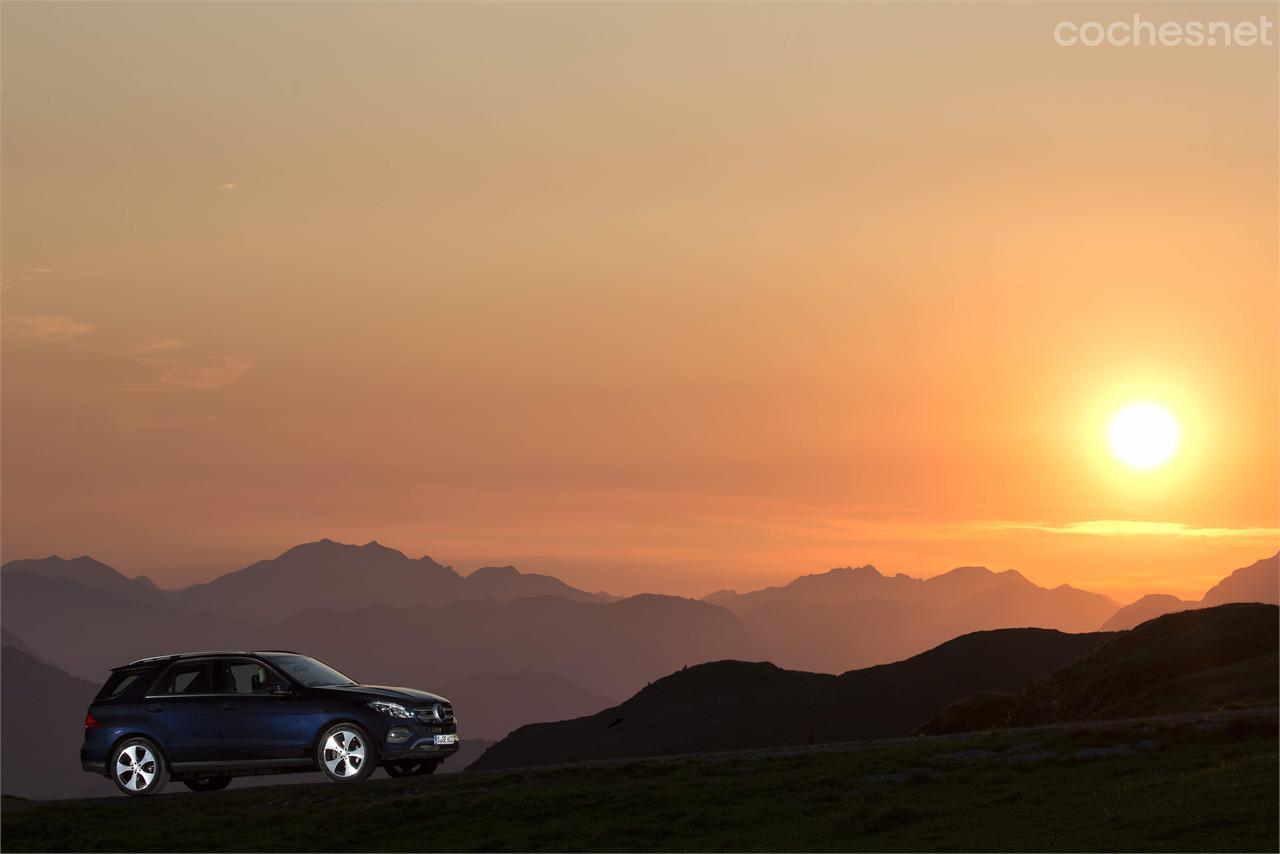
923, 603, 1279, 734
468, 626, 1110, 770
0, 558, 755, 701
0, 626, 43, 663
172, 539, 603, 622
1101, 552, 1278, 630
0, 570, 248, 680
253, 593, 758, 701
707, 564, 1117, 672
0, 639, 115, 800
1201, 553, 1279, 606
435, 672, 616, 740
5, 540, 1275, 793
0, 555, 164, 604
1100, 593, 1196, 631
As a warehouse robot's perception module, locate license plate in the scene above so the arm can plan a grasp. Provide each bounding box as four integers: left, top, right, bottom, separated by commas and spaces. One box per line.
434, 734, 457, 746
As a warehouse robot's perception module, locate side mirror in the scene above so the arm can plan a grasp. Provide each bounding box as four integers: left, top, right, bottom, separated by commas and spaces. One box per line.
268, 682, 292, 696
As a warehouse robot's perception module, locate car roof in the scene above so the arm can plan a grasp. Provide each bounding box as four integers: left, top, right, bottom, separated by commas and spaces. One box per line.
116, 650, 302, 668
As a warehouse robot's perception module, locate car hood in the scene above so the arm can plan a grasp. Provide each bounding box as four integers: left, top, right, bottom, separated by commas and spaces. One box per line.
320, 684, 451, 705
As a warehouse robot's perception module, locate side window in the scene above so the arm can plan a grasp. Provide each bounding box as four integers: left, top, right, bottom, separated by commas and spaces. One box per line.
217, 659, 285, 695
96, 668, 150, 701
152, 660, 214, 696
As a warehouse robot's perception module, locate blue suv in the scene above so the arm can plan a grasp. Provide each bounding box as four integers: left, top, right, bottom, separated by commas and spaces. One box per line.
81, 650, 460, 796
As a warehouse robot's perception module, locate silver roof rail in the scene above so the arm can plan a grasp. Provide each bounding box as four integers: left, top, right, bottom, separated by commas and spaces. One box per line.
121, 649, 305, 667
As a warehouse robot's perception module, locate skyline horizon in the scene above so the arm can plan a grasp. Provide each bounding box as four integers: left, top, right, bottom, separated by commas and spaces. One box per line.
6, 532, 1277, 606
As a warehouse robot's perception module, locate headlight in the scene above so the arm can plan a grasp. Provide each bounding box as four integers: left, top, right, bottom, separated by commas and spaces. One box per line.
367, 700, 414, 719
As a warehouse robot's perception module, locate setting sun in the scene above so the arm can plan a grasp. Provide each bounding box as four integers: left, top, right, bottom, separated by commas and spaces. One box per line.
1107, 402, 1182, 471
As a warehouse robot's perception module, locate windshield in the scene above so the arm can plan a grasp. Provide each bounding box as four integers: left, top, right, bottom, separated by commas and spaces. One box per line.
261, 654, 356, 687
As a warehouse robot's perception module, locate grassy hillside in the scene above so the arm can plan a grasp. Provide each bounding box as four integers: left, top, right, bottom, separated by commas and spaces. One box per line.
472, 627, 1109, 770
923, 604, 1279, 735
4, 710, 1275, 852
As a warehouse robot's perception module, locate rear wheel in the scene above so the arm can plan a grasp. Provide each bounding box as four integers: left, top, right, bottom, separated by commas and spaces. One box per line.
183, 776, 232, 792
316, 723, 376, 783
111, 737, 169, 797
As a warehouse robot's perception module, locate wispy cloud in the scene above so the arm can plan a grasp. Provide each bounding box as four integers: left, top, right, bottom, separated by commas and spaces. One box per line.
982, 519, 1280, 540
118, 334, 251, 392
149, 354, 253, 390
1, 267, 105, 290
6, 314, 93, 341
129, 338, 186, 356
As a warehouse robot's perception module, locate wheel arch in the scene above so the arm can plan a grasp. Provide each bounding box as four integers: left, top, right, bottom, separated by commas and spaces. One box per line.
309, 716, 380, 761
105, 730, 171, 775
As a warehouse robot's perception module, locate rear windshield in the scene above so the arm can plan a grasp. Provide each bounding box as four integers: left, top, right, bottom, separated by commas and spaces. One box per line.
96, 667, 150, 700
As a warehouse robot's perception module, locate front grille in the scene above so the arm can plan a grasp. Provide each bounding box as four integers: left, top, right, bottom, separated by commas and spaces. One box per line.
416, 702, 453, 724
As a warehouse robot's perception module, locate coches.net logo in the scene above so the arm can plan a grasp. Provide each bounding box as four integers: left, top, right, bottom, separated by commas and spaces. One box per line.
1054, 14, 1275, 47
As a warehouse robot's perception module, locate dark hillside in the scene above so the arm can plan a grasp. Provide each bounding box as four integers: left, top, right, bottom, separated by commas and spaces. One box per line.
0, 647, 115, 800
923, 603, 1279, 734
471, 627, 1109, 770
1011, 603, 1278, 724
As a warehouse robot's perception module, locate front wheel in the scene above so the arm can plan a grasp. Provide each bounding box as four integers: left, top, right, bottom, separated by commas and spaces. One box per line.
184, 776, 232, 792
111, 737, 169, 797
316, 723, 376, 783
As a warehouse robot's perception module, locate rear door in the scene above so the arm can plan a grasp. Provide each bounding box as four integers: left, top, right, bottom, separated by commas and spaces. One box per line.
141, 658, 222, 763
212, 657, 302, 761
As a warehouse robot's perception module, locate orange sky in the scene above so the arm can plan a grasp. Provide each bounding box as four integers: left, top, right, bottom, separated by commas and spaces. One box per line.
2, 2, 1276, 602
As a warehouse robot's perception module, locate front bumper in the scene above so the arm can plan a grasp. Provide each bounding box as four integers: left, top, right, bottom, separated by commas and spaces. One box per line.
378, 718, 460, 762
380, 739, 461, 762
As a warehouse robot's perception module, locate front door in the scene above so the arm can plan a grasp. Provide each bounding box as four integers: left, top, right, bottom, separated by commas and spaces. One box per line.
212, 657, 302, 761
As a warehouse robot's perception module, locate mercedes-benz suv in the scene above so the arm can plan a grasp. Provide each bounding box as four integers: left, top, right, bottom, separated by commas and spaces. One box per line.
81, 650, 460, 796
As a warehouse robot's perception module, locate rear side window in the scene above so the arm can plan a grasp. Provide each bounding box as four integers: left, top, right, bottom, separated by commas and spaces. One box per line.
96, 667, 150, 700
151, 660, 215, 696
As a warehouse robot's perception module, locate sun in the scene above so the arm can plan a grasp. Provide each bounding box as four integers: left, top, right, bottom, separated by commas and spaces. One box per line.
1106, 401, 1181, 470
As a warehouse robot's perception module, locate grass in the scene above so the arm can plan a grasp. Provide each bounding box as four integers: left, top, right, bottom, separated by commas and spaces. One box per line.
3, 710, 1276, 852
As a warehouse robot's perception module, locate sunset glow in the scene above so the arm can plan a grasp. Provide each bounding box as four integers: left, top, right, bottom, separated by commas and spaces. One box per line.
1107, 402, 1181, 471
1, 2, 1276, 603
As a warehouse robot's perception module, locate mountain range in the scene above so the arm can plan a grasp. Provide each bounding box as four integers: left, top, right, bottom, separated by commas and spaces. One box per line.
705, 564, 1119, 672
3, 540, 1277, 798
171, 539, 606, 622
1100, 553, 1279, 631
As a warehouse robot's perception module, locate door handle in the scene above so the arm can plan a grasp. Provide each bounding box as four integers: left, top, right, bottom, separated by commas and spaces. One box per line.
145, 705, 163, 713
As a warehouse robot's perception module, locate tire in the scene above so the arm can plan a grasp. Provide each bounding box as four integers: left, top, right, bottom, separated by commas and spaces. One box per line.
316, 723, 376, 783
184, 776, 232, 792
111, 737, 169, 797
384, 759, 439, 778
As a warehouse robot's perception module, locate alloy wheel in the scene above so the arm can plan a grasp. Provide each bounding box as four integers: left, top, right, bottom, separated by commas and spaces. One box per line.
321, 728, 366, 778
115, 743, 157, 792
